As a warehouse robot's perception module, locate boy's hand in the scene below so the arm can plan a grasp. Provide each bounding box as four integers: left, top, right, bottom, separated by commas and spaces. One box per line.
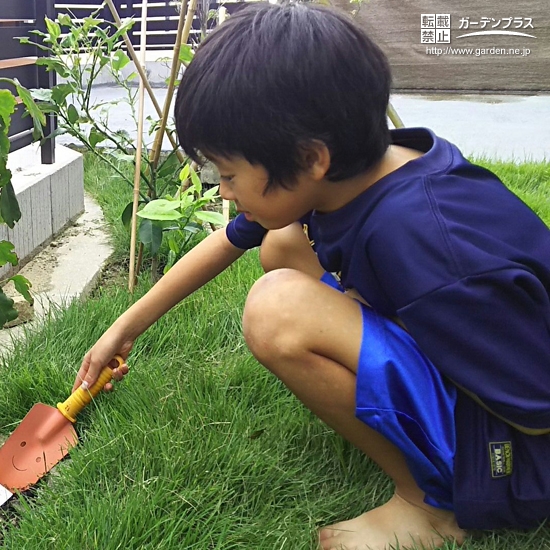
72, 337, 134, 393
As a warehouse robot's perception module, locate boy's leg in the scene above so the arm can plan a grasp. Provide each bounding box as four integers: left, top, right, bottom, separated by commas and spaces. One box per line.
244, 226, 466, 550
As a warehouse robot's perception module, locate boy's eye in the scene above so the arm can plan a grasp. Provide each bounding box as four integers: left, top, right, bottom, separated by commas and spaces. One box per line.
220, 175, 234, 182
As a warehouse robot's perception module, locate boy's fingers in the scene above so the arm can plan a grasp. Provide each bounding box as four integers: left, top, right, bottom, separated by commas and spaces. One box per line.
79, 363, 106, 390
72, 365, 89, 393
100, 364, 129, 392
111, 364, 129, 382
75, 360, 129, 393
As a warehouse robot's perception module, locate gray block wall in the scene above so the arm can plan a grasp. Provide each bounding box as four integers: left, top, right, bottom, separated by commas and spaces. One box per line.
1, 144, 84, 279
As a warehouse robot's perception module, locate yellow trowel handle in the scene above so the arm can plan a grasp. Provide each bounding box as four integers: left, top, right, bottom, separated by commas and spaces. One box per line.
57, 355, 125, 423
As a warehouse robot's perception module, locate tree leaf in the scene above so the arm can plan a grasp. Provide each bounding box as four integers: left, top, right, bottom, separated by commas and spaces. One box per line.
112, 50, 131, 72
0, 111, 12, 192
111, 18, 135, 42
194, 210, 227, 226
82, 17, 103, 32
121, 200, 146, 229
41, 126, 66, 144
138, 219, 163, 255
0, 162, 11, 192
157, 154, 180, 179
108, 149, 134, 163
0, 240, 18, 267
183, 223, 202, 234
179, 164, 191, 184
35, 58, 70, 78
89, 127, 107, 148
0, 90, 16, 128
160, 221, 179, 231
163, 249, 177, 274
30, 88, 53, 102
166, 234, 180, 254
190, 167, 202, 195
137, 199, 182, 221
0, 181, 21, 228
203, 185, 219, 199
51, 83, 74, 105
8, 275, 32, 304
15, 80, 46, 141
45, 17, 61, 41
121, 201, 134, 229
0, 289, 18, 327
67, 104, 79, 124
57, 13, 73, 27
178, 44, 194, 64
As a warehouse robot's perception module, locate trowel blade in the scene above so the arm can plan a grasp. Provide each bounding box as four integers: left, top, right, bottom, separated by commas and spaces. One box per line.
0, 403, 77, 493
0, 484, 13, 506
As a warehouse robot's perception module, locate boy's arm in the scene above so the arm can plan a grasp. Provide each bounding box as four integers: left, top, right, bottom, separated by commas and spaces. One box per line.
73, 227, 245, 390
114, 227, 244, 337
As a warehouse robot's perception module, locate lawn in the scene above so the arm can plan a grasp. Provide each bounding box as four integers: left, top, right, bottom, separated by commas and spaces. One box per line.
0, 154, 549, 549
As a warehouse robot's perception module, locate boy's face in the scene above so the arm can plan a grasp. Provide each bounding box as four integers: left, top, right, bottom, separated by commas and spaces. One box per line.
211, 156, 321, 229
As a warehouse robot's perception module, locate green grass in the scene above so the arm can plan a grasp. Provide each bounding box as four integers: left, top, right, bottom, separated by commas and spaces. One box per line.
0, 155, 549, 549
474, 157, 550, 224
80, 153, 135, 265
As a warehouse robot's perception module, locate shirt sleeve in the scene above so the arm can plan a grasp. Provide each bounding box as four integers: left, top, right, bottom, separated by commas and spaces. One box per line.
398, 267, 550, 432
226, 214, 268, 250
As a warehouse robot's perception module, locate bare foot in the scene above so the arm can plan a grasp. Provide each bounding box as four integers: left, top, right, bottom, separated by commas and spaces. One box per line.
318, 493, 467, 550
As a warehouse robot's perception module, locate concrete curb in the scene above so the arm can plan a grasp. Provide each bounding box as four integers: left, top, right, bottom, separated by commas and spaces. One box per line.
0, 193, 113, 354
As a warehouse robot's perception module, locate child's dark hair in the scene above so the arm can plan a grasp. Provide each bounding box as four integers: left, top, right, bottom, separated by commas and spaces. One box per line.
175, 2, 392, 191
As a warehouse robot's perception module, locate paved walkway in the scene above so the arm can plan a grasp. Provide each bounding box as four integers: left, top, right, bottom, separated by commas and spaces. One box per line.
58, 87, 549, 162
0, 194, 113, 353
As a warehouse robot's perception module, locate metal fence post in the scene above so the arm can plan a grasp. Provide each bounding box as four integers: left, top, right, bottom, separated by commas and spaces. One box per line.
36, 0, 56, 164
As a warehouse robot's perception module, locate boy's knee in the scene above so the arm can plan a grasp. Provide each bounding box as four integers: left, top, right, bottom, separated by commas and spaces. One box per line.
243, 268, 313, 361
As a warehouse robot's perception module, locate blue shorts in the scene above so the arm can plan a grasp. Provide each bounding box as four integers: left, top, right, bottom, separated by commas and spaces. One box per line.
321, 272, 457, 511
321, 272, 550, 529
355, 304, 458, 510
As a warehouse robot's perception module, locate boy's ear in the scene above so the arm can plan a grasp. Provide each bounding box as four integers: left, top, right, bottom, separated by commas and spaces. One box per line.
300, 140, 331, 180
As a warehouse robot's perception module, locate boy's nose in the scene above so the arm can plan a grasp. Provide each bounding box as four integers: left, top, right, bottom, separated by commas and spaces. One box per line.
219, 179, 236, 201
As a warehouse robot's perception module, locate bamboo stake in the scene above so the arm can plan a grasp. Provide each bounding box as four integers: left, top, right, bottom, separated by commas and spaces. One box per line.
104, 0, 184, 162
387, 102, 404, 129
135, 0, 198, 276
128, 0, 149, 293
148, 0, 194, 171
218, 6, 231, 224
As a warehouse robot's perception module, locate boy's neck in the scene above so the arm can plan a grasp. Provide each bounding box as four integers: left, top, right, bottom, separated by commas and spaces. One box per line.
315, 145, 423, 214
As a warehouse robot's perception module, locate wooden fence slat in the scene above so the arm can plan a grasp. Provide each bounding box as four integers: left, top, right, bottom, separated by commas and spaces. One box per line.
0, 57, 37, 70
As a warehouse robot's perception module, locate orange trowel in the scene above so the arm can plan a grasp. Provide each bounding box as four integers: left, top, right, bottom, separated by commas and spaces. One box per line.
0, 356, 124, 505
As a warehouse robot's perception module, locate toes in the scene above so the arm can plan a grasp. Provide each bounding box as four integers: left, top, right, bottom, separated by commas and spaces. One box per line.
318, 534, 336, 550
318, 527, 345, 550
319, 525, 343, 542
